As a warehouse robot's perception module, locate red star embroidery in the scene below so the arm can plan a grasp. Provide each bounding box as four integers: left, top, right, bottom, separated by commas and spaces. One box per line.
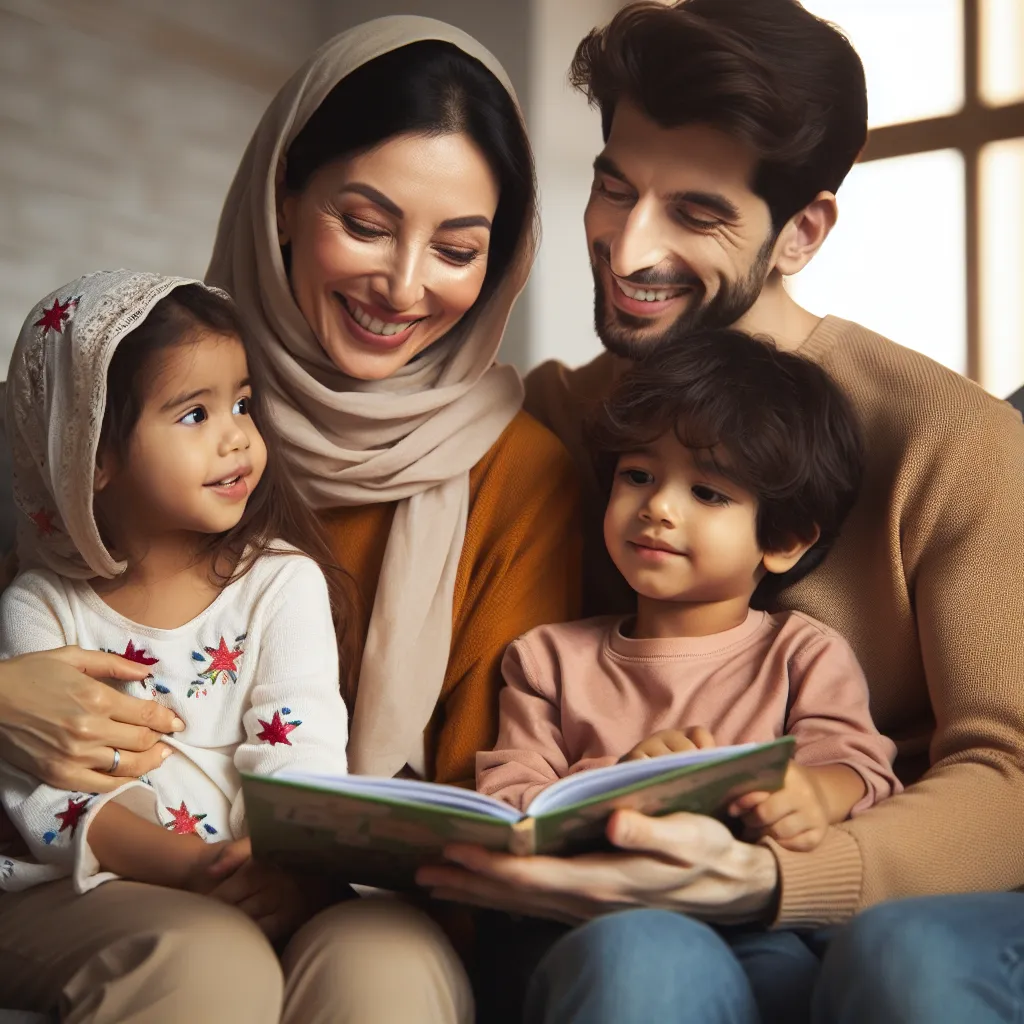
201, 637, 242, 682
55, 797, 89, 836
256, 710, 301, 746
120, 640, 158, 667
28, 509, 56, 536
34, 296, 78, 334
165, 802, 206, 836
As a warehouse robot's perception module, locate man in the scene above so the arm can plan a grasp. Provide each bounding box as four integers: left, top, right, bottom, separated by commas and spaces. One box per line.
418, 2, 1024, 1021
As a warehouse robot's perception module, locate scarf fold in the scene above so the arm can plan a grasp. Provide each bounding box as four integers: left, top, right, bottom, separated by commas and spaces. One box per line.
206, 16, 537, 777
5, 270, 220, 580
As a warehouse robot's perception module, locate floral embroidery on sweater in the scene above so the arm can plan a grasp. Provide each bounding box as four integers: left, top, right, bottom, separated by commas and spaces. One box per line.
257, 707, 302, 746
188, 634, 245, 697
164, 801, 217, 838
43, 795, 89, 844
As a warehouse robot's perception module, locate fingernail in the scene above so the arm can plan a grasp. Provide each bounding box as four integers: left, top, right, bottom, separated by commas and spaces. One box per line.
171, 718, 185, 732
161, 747, 173, 759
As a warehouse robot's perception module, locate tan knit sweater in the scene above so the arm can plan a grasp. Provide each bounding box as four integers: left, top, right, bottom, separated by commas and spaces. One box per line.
524, 315, 1024, 929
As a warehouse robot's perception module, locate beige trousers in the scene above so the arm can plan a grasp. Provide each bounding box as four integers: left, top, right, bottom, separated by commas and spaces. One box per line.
0, 880, 473, 1023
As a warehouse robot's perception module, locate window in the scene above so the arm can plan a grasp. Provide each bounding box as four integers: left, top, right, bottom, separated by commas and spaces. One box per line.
790, 0, 1024, 396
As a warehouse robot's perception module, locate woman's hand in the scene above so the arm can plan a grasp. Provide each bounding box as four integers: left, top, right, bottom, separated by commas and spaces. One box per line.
0, 647, 185, 792
417, 809, 780, 927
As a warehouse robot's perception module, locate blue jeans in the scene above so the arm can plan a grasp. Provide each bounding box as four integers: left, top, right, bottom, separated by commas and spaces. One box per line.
525, 910, 827, 1024
526, 894, 1024, 1023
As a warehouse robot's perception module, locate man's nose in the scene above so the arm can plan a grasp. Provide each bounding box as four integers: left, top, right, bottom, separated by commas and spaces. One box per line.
609, 200, 671, 280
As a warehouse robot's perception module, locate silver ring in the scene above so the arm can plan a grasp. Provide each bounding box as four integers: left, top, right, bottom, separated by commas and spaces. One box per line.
108, 748, 121, 774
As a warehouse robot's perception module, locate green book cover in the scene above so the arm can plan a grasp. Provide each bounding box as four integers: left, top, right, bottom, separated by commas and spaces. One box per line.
242, 737, 794, 890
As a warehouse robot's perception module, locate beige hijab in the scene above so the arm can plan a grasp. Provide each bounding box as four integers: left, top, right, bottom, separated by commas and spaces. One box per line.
206, 17, 536, 778
5, 270, 221, 580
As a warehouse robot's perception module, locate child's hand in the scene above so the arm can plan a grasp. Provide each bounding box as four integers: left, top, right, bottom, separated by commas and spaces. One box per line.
200, 837, 310, 940
621, 726, 716, 762
728, 762, 829, 852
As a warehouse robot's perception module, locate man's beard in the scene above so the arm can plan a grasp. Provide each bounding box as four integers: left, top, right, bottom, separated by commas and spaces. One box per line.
591, 234, 775, 360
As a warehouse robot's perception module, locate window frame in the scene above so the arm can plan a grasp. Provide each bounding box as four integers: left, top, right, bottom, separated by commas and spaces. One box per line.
859, 0, 1024, 382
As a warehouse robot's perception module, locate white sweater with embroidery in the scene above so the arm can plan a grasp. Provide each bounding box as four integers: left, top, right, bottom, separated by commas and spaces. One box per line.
0, 552, 349, 894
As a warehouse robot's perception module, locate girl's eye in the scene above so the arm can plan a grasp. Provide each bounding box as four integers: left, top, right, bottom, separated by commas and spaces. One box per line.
342, 214, 388, 240
435, 246, 480, 266
178, 407, 207, 426
233, 396, 251, 416
692, 484, 730, 506
620, 468, 653, 486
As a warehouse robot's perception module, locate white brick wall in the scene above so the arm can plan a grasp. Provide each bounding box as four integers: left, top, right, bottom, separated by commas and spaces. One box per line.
0, 0, 327, 368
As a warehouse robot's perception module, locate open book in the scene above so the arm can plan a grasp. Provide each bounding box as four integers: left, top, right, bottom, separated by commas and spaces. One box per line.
242, 738, 794, 889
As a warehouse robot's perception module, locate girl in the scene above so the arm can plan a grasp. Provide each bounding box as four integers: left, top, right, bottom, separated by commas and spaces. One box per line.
0, 270, 353, 942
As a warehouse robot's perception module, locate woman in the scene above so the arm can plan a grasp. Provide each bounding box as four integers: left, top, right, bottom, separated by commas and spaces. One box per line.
0, 17, 578, 1023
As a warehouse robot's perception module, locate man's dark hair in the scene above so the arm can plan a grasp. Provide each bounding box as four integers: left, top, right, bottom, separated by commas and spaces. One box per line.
570, 0, 867, 230
590, 328, 864, 607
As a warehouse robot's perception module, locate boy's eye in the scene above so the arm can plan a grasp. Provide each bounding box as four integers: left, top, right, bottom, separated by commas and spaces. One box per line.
620, 467, 654, 486
233, 396, 251, 416
692, 484, 730, 506
178, 407, 207, 426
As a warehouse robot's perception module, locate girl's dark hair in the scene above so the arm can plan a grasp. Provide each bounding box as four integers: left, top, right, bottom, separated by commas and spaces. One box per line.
570, 0, 867, 231
590, 329, 864, 608
99, 284, 360, 704
284, 39, 534, 316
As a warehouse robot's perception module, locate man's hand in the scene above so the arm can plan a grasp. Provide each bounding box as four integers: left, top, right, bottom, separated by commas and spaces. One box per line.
417, 809, 779, 927
198, 837, 312, 941
620, 726, 715, 762
729, 762, 865, 852
0, 647, 185, 793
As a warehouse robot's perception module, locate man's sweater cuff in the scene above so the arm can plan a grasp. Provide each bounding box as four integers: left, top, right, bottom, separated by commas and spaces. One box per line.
763, 827, 863, 930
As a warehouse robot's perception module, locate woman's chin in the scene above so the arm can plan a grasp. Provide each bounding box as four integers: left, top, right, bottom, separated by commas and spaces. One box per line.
317, 332, 418, 381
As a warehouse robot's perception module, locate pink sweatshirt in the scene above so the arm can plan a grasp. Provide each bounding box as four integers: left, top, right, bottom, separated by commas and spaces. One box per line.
477, 609, 901, 812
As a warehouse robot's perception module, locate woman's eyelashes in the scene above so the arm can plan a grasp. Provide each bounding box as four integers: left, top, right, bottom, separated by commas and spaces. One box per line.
339, 212, 484, 267
341, 213, 387, 240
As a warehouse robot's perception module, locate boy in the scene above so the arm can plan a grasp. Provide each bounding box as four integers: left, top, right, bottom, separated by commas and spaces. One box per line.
479, 330, 899, 850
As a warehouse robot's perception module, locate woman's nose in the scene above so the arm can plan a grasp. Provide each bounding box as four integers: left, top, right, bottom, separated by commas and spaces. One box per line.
379, 246, 426, 312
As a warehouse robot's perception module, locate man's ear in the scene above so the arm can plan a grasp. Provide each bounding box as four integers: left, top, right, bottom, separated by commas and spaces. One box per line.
772, 192, 838, 277
94, 448, 117, 493
762, 525, 821, 576
275, 158, 293, 246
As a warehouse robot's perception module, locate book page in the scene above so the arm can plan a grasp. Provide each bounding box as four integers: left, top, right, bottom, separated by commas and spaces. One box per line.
274, 771, 524, 823
526, 742, 762, 816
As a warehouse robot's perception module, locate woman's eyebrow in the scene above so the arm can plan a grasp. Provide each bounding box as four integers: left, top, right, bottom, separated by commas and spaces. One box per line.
438, 215, 492, 230
338, 185, 490, 231
340, 183, 403, 218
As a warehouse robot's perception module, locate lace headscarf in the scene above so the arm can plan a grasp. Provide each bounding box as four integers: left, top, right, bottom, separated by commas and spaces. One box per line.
5, 270, 222, 579
207, 17, 536, 777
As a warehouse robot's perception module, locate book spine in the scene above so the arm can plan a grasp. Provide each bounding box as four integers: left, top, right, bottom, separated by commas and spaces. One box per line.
509, 818, 536, 856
